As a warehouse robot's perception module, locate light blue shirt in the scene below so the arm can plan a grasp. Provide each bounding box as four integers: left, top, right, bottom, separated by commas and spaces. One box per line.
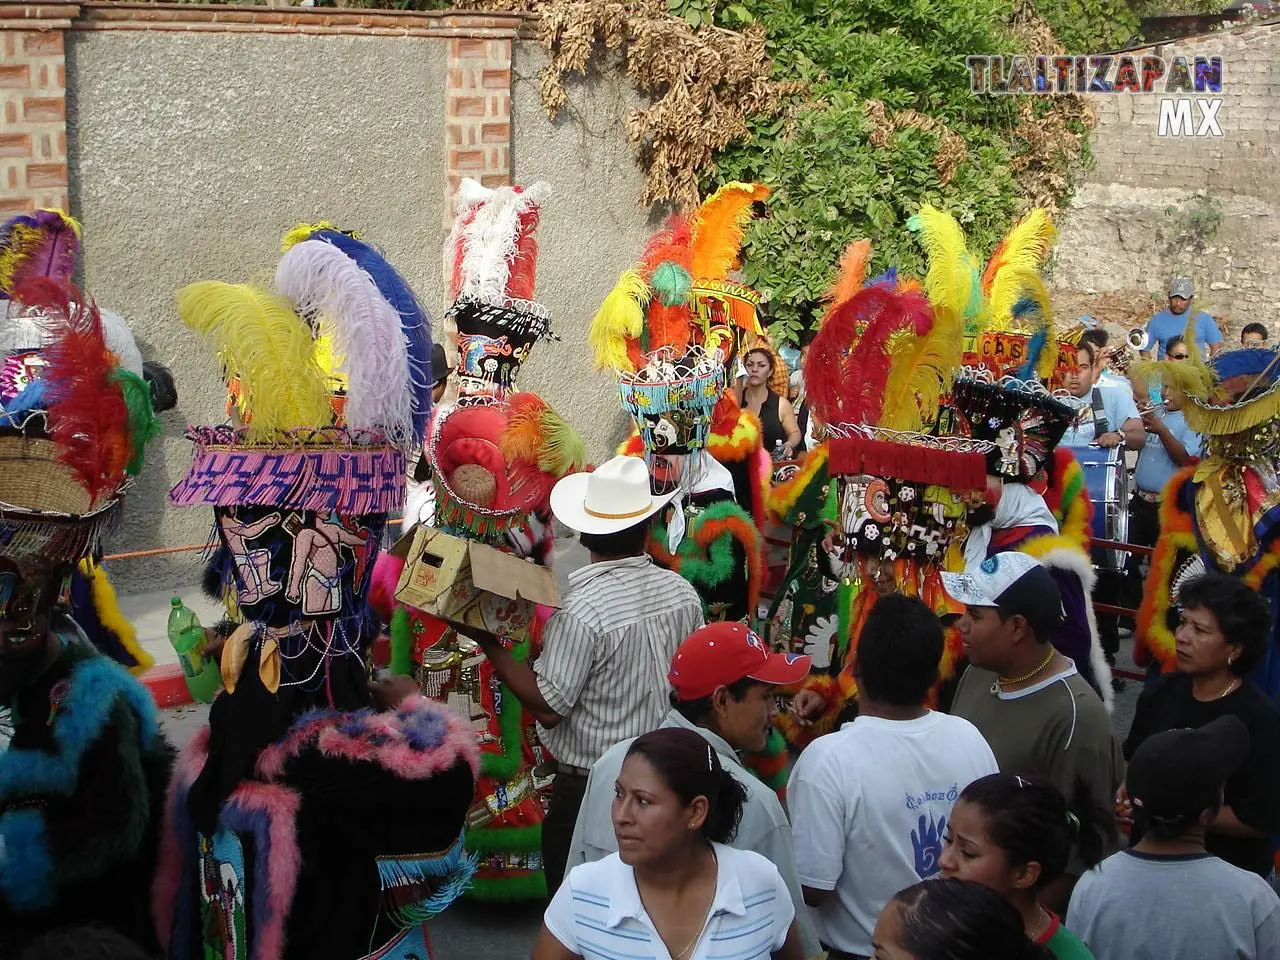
1146, 308, 1221, 357
1134, 408, 1201, 494
1062, 382, 1141, 448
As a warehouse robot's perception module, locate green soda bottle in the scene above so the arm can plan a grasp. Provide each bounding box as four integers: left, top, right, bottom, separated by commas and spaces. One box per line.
166, 597, 222, 703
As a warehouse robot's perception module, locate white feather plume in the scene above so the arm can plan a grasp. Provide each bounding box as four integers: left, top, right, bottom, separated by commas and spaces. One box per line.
446, 178, 552, 304
276, 239, 414, 446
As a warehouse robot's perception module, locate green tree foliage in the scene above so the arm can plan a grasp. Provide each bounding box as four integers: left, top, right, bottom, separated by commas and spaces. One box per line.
713, 0, 1038, 341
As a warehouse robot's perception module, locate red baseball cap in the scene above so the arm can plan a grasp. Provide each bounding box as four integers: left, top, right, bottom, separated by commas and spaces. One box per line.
668, 622, 812, 701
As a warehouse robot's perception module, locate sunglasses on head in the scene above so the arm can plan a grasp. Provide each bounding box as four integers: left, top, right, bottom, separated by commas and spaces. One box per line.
1169, 351, 1189, 360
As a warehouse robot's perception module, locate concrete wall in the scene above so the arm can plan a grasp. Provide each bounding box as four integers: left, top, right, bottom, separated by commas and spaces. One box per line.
511, 42, 656, 463
5, 6, 654, 593
1053, 22, 1280, 338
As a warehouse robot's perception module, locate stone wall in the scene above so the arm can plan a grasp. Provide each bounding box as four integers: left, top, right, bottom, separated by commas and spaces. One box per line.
1053, 21, 1280, 340
1, 2, 654, 592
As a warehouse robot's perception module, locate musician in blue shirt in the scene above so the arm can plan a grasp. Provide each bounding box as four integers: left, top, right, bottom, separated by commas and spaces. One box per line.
1144, 278, 1222, 358
1064, 341, 1145, 680
1062, 343, 1145, 451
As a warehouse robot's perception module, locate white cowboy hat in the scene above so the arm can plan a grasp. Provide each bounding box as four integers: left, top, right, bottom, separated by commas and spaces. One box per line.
549, 455, 676, 535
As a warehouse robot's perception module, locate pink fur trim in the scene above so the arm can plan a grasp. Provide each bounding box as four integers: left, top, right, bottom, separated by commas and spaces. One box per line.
239, 782, 302, 960
369, 552, 406, 619
254, 696, 480, 782
152, 726, 212, 944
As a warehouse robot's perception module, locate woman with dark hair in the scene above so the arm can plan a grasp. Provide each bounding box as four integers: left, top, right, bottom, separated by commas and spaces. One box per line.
941, 774, 1112, 958
736, 347, 801, 458
1121, 572, 1280, 877
873, 878, 1052, 960
533, 727, 804, 960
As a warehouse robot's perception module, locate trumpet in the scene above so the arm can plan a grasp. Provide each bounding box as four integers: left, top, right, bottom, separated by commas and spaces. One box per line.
1106, 328, 1150, 375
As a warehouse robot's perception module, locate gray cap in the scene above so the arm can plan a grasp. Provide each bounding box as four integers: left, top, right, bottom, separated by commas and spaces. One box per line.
1169, 278, 1195, 299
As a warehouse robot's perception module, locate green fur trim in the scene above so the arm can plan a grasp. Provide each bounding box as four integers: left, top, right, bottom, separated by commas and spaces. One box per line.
479, 636, 531, 782
464, 824, 542, 854
390, 606, 414, 677
651, 500, 751, 591
465, 872, 548, 902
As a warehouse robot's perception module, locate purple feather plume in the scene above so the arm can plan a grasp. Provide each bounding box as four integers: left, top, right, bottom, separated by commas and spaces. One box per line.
0, 210, 81, 297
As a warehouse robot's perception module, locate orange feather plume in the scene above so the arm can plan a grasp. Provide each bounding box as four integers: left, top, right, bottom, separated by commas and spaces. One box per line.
828, 239, 872, 305
688, 182, 770, 281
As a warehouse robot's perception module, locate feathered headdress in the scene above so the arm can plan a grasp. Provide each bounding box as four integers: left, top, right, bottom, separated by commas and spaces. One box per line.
0, 210, 81, 298
1, 278, 159, 554
443, 179, 554, 401
909, 205, 1076, 483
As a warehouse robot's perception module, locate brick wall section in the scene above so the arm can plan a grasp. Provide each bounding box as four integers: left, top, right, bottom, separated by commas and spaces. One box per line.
445, 36, 512, 212
0, 3, 77, 216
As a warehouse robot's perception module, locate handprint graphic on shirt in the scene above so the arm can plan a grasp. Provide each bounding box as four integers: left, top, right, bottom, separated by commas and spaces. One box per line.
912, 813, 946, 878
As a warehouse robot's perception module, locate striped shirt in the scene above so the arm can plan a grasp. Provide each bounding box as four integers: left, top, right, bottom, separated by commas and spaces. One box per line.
534, 555, 704, 769
544, 843, 795, 960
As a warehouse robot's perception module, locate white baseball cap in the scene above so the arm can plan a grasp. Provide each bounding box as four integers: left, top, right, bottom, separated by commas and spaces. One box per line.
941, 552, 1060, 614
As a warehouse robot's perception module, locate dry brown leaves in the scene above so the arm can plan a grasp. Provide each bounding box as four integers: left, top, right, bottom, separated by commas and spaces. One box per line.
1004, 0, 1097, 213
525, 0, 792, 206
864, 98, 967, 185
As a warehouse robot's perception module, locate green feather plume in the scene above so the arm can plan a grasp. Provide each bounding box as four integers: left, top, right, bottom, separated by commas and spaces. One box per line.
110, 369, 162, 476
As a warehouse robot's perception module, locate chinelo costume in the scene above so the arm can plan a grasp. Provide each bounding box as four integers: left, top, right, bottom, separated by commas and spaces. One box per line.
154, 227, 479, 960
590, 182, 770, 624
769, 240, 987, 745
1, 209, 176, 675
911, 206, 1112, 708
369, 179, 587, 903
0, 277, 171, 954
1135, 339, 1280, 697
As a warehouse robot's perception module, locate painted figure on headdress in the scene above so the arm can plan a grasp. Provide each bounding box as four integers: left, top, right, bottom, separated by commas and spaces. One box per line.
590, 182, 769, 624
0, 277, 172, 955
1, 209, 178, 674
156, 228, 478, 960
912, 206, 1112, 708
368, 181, 587, 903
770, 240, 981, 746
1136, 341, 1280, 698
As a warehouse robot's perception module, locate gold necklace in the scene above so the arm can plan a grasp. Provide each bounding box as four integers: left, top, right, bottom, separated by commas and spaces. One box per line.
992, 648, 1056, 694
1027, 906, 1051, 942
1216, 676, 1240, 700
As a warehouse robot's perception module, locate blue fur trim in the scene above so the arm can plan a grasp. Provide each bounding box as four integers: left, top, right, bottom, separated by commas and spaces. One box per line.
0, 652, 160, 799
377, 833, 477, 927
0, 808, 55, 910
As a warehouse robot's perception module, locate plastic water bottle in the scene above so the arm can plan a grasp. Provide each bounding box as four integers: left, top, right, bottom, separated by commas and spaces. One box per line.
166, 597, 221, 703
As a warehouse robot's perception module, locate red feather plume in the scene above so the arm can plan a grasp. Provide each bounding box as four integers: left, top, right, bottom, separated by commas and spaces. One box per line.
646, 302, 693, 354
506, 201, 542, 301
12, 277, 129, 506
640, 216, 693, 274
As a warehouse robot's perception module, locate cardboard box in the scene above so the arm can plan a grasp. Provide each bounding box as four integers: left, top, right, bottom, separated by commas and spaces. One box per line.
391, 525, 562, 640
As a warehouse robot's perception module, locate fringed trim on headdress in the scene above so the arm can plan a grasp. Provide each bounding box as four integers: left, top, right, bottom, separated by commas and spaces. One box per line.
1184, 376, 1280, 437
168, 425, 405, 514
827, 433, 989, 490
0, 494, 121, 566
376, 834, 477, 928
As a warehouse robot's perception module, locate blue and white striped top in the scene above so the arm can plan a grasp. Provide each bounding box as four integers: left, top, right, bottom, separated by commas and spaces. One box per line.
543, 843, 795, 960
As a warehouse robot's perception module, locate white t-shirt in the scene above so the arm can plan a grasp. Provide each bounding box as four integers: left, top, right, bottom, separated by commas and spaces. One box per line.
788, 712, 999, 955
544, 843, 794, 960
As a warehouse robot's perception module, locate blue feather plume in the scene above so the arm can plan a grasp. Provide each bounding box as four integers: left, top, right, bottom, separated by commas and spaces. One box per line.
867, 267, 898, 289
310, 229, 435, 442
1014, 295, 1048, 380
0, 377, 49, 426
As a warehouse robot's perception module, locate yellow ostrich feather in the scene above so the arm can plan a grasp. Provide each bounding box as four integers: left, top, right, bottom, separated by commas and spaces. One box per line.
79, 559, 153, 675
981, 208, 1056, 295
1132, 358, 1214, 402
910, 205, 977, 321
828, 239, 872, 305
177, 281, 332, 440
589, 268, 650, 371
879, 304, 965, 432
688, 182, 771, 282
281, 221, 348, 252
312, 332, 350, 390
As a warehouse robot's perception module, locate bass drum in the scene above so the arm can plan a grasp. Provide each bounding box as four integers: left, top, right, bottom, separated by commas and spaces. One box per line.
1072, 444, 1130, 571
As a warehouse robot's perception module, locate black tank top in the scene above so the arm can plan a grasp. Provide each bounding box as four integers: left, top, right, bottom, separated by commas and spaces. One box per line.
757, 390, 788, 452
